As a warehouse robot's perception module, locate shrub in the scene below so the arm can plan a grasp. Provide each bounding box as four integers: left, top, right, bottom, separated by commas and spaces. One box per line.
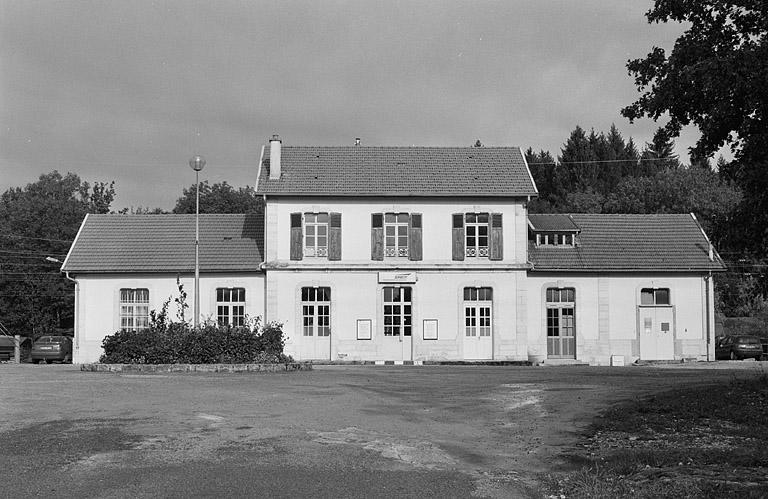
100, 320, 291, 364
100, 281, 291, 364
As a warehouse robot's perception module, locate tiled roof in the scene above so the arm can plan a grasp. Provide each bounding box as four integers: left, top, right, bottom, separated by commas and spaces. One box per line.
62, 214, 263, 273
528, 214, 580, 232
528, 214, 725, 272
257, 146, 538, 197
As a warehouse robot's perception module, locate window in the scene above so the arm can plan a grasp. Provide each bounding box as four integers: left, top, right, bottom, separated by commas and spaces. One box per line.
302, 287, 331, 337
217, 288, 246, 326
641, 288, 670, 305
384, 213, 409, 257
536, 233, 575, 246
465, 213, 489, 257
464, 287, 492, 337
120, 288, 149, 331
304, 213, 329, 257
546, 287, 575, 358
383, 286, 412, 336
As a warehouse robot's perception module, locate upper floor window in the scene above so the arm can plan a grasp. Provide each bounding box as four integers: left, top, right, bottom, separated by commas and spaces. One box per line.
371, 213, 422, 261
465, 213, 489, 257
290, 212, 341, 261
120, 288, 149, 331
641, 288, 670, 305
217, 287, 245, 326
452, 212, 503, 261
385, 213, 410, 257
304, 213, 329, 257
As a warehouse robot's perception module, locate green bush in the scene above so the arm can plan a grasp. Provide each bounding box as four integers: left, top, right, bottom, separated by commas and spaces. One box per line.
100, 319, 291, 364
100, 280, 291, 364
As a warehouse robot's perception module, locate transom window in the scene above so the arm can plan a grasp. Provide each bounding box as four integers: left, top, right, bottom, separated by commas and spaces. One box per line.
465, 213, 489, 257
304, 213, 329, 257
120, 288, 149, 331
641, 288, 670, 305
302, 287, 331, 337
385, 213, 409, 257
384, 286, 412, 336
464, 287, 492, 337
217, 287, 246, 326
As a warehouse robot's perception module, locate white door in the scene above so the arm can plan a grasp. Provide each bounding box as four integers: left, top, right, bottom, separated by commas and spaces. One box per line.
383, 286, 412, 361
464, 299, 492, 360
299, 287, 331, 360
639, 307, 674, 360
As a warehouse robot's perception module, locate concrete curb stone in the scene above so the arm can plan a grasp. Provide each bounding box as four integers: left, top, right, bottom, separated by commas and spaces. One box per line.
80, 362, 313, 373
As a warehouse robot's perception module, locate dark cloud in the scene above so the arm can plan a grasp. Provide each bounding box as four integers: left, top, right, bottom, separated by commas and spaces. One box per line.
1, 0, 710, 209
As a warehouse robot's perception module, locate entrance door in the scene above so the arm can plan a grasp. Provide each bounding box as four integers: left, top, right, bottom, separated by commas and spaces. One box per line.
638, 307, 674, 360
299, 287, 331, 360
463, 287, 493, 359
382, 286, 413, 361
546, 288, 576, 359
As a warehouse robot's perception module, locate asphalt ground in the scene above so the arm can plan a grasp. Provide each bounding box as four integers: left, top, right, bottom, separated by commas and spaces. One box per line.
1, 361, 766, 498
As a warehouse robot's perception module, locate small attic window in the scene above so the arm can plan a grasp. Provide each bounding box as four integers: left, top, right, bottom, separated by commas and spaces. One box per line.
535, 233, 575, 247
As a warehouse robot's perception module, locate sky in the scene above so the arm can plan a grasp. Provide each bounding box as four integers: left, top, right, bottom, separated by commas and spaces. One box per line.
1, 0, 710, 211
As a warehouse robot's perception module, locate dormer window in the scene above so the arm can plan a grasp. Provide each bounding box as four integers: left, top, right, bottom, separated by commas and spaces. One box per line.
536, 233, 575, 246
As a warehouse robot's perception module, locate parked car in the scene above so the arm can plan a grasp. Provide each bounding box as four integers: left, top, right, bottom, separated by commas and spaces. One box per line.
715, 335, 763, 361
0, 335, 32, 362
31, 336, 73, 364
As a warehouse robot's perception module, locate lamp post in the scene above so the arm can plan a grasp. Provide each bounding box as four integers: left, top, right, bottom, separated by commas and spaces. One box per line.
189, 155, 206, 329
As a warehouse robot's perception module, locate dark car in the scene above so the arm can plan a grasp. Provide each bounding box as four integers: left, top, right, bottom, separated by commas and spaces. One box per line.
31, 336, 73, 364
715, 335, 763, 361
0, 335, 32, 362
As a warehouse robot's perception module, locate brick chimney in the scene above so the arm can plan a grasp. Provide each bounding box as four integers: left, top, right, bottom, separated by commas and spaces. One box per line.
269, 134, 281, 179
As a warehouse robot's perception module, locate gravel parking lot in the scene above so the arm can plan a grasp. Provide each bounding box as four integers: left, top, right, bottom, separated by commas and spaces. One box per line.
1, 362, 766, 498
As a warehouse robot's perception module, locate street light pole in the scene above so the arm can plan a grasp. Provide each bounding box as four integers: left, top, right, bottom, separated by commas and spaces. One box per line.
189, 155, 206, 329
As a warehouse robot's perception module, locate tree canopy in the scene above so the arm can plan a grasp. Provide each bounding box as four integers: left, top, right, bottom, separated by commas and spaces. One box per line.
0, 171, 115, 337
172, 181, 262, 214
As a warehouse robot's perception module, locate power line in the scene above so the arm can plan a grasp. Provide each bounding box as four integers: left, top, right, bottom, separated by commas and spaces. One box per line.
527, 157, 680, 166
0, 234, 73, 243
0, 249, 67, 257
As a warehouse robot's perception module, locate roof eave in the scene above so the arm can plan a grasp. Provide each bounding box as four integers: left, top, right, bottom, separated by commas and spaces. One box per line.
258, 191, 539, 198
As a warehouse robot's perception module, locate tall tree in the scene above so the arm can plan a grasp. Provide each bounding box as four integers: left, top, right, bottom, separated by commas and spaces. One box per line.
621, 1, 768, 255
173, 181, 262, 214
0, 171, 116, 337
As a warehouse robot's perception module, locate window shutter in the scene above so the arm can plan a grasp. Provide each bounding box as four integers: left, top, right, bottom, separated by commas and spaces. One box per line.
371, 213, 384, 261
452, 213, 465, 261
290, 213, 303, 261
329, 212, 342, 261
408, 213, 423, 261
489, 213, 503, 261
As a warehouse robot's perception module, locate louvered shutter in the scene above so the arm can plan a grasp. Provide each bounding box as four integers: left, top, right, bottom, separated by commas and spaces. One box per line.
371, 213, 384, 261
489, 213, 503, 261
290, 213, 303, 261
408, 213, 422, 261
452, 213, 465, 261
328, 212, 342, 261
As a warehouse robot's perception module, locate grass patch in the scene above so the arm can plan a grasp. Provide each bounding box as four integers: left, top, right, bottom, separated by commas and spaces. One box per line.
540, 373, 768, 498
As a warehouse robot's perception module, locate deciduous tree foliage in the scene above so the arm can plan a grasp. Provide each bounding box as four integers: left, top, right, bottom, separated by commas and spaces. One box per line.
0, 171, 115, 337
172, 181, 262, 214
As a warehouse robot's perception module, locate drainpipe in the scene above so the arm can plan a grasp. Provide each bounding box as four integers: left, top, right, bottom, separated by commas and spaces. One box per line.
704, 272, 712, 361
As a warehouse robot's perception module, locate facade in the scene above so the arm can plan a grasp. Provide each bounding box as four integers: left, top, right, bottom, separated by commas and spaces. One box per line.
62, 137, 724, 365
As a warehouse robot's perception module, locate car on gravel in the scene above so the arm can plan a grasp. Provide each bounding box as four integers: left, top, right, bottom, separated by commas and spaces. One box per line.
715, 334, 763, 361
31, 336, 73, 364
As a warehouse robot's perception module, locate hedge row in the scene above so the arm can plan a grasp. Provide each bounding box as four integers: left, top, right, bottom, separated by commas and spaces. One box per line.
100, 322, 291, 364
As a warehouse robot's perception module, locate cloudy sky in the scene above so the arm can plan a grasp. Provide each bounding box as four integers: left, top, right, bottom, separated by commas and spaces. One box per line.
1, 1, 699, 210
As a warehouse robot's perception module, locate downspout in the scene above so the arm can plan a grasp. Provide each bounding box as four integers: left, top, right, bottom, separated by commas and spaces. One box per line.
704, 272, 711, 361
262, 193, 268, 324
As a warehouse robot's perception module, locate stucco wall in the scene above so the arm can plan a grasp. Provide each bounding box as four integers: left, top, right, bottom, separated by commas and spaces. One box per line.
526, 273, 713, 365
268, 270, 527, 362
265, 196, 529, 265
73, 273, 265, 363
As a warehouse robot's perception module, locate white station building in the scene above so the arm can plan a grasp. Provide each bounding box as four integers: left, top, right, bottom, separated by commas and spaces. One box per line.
62, 136, 724, 365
